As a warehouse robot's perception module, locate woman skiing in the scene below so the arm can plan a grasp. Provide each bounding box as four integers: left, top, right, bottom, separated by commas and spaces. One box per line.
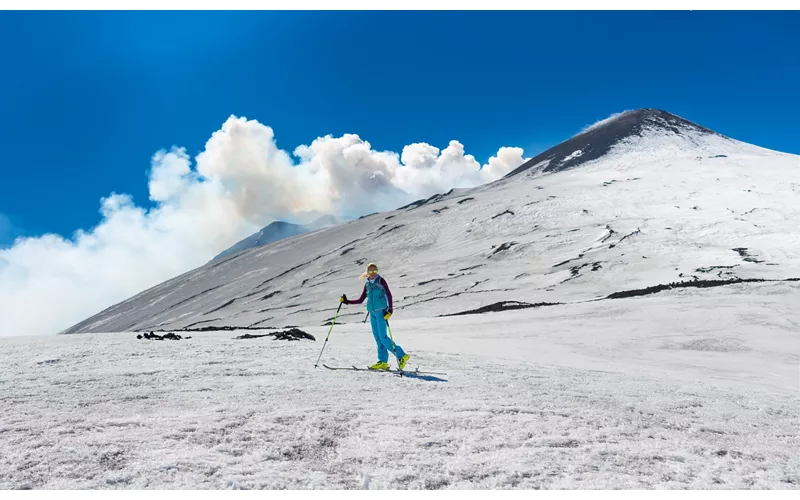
340, 263, 410, 371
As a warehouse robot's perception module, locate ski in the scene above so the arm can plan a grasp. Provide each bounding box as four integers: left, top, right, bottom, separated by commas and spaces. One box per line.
322, 364, 447, 376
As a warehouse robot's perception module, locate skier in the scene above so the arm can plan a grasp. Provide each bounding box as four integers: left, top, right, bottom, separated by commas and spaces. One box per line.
340, 263, 410, 371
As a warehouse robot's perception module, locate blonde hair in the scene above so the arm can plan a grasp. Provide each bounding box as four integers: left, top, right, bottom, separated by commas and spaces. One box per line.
359, 262, 379, 280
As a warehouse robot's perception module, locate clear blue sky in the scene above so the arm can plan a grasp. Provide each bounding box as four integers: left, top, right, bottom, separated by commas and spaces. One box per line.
1, 10, 798, 245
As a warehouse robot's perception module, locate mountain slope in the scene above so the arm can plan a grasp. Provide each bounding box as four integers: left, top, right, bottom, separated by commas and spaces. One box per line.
504, 108, 729, 177
210, 221, 308, 262
305, 215, 352, 230
210, 216, 351, 263
62, 109, 800, 334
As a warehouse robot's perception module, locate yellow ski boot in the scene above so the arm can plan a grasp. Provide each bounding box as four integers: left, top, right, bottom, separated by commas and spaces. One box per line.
368, 361, 389, 371
398, 354, 410, 370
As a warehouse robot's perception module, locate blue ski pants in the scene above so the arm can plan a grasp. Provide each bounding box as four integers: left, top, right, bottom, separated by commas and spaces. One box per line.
370, 311, 405, 363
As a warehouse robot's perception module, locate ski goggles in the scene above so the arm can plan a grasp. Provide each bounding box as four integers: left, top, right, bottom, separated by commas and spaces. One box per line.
367, 269, 379, 274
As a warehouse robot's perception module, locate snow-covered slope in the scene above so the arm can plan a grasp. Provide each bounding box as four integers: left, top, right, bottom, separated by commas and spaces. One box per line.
62, 109, 800, 335
304, 215, 352, 231
210, 216, 351, 263
210, 221, 308, 263
2, 288, 798, 488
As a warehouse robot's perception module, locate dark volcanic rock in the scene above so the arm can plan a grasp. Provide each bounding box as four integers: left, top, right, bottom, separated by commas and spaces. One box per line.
137, 331, 190, 340
235, 328, 315, 341
397, 189, 456, 211
440, 301, 562, 317
732, 247, 765, 264
377, 225, 404, 237
174, 325, 277, 332
491, 209, 515, 219
490, 241, 518, 256
605, 278, 769, 299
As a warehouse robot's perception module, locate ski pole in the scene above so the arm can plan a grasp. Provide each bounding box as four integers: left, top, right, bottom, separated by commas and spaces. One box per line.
386, 320, 401, 373
314, 302, 342, 368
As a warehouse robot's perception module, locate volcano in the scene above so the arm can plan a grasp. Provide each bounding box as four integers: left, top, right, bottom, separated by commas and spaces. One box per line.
61, 108, 800, 334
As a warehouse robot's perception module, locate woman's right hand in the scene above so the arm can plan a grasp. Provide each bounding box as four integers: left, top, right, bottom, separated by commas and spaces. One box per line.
340, 294, 348, 304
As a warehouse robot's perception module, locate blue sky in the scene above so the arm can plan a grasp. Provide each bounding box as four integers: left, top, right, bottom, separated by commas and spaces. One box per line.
1, 10, 799, 245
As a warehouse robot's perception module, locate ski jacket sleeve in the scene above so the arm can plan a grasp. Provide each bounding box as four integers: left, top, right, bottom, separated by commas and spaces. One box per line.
349, 284, 367, 305
380, 278, 393, 311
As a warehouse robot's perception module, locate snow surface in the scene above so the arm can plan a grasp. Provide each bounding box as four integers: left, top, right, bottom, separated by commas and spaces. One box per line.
560, 150, 584, 164
3, 114, 799, 489
1, 289, 798, 489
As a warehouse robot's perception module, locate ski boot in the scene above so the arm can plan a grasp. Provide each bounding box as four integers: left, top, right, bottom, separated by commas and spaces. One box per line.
398, 354, 410, 370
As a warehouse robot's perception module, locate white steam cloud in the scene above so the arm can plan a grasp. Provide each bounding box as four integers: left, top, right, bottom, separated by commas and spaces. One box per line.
0, 115, 529, 337
580, 110, 632, 134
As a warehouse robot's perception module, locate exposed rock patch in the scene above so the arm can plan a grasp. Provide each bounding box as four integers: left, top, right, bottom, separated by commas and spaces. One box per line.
137, 332, 191, 341
235, 328, 315, 341
440, 300, 562, 317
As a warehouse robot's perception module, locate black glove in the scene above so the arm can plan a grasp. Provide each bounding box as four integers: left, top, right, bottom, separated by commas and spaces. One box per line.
340, 294, 348, 304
